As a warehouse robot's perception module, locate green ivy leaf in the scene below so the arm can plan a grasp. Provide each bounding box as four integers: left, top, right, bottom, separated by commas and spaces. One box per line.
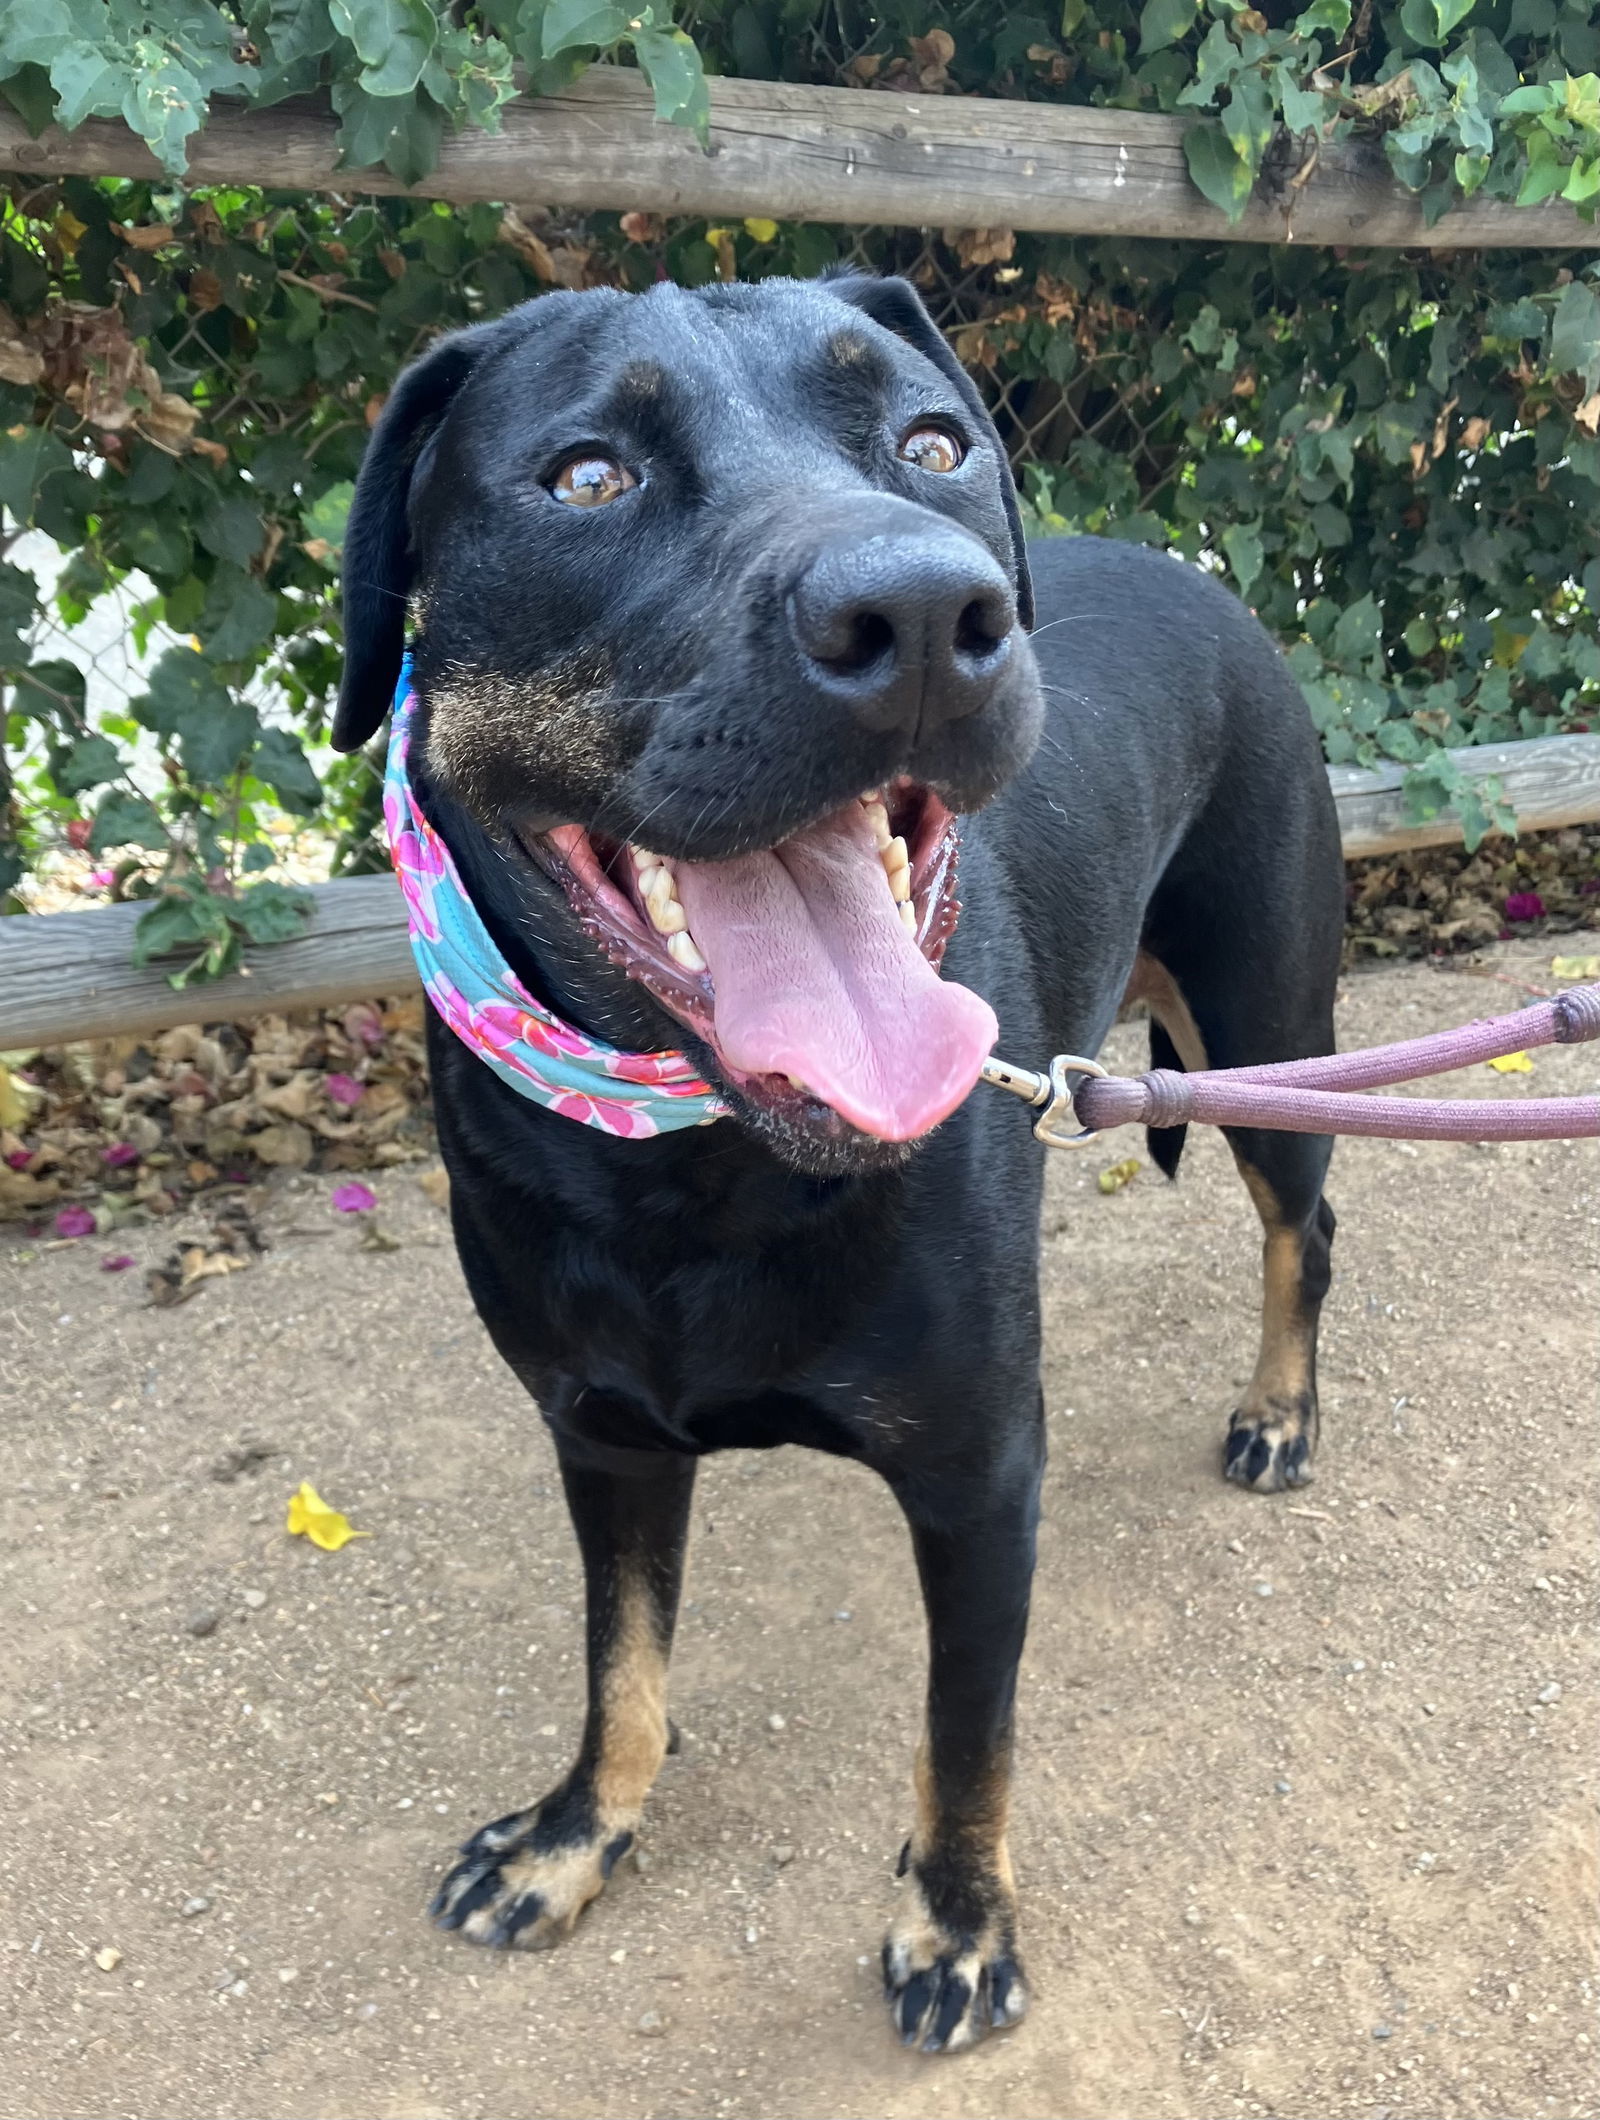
1221, 520, 1264, 591
231, 878, 314, 944
1183, 119, 1253, 218
49, 44, 129, 129
196, 493, 265, 570
12, 657, 86, 727
1139, 0, 1198, 54
132, 888, 217, 967
539, 0, 628, 55
1221, 72, 1273, 173
634, 25, 710, 144
1278, 69, 1328, 135
1431, 0, 1477, 37
301, 479, 355, 568
0, 427, 72, 526
1551, 277, 1600, 389
329, 0, 438, 98
0, 560, 39, 667
55, 732, 124, 793
252, 726, 323, 815
198, 569, 279, 663
88, 788, 167, 855
332, 78, 446, 184
120, 51, 207, 174
132, 646, 223, 733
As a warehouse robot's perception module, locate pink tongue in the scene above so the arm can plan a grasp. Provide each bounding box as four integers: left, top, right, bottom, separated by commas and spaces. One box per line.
673, 803, 997, 1141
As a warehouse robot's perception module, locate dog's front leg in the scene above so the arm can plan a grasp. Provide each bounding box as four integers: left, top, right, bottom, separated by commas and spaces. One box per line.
882, 1432, 1043, 2053
433, 1443, 694, 1949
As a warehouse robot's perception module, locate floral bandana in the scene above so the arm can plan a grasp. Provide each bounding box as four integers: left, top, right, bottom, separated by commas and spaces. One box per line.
383, 666, 729, 1139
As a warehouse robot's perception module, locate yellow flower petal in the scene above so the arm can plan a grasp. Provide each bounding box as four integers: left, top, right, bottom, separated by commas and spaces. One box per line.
743, 217, 779, 243
1486, 1051, 1534, 1074
285, 1480, 368, 1551
1552, 955, 1600, 980
704, 226, 728, 246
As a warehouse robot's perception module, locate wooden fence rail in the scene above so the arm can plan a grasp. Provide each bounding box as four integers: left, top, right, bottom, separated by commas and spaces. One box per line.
2, 69, 1594, 250
3, 735, 1598, 1053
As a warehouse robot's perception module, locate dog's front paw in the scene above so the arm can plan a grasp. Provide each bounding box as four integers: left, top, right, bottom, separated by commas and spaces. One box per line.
1224, 1395, 1317, 1491
431, 1803, 636, 1950
881, 1862, 1027, 2054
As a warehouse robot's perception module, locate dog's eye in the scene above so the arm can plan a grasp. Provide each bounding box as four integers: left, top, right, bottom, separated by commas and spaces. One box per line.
550, 455, 636, 508
897, 426, 965, 474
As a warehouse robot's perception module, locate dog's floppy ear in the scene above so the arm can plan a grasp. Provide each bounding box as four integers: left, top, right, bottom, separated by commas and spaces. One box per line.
332, 324, 495, 752
823, 271, 1034, 631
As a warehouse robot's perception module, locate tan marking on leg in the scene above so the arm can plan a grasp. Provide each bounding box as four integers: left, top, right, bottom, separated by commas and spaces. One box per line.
1123, 950, 1209, 1072
1237, 1162, 1318, 1413
885, 1728, 1024, 2047
592, 1570, 670, 1826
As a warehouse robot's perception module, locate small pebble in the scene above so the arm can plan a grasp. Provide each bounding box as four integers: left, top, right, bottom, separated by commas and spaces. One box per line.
1536, 1682, 1562, 1705
832, 1609, 852, 1622
241, 1589, 267, 1611
772, 1845, 795, 1867
766, 1713, 786, 1733
1183, 1907, 1202, 1927
609, 1948, 627, 1964
180, 1896, 212, 1919
1274, 1779, 1292, 1796
633, 1848, 651, 1876
1226, 1539, 1245, 1556
1254, 1581, 1274, 1598
186, 1608, 219, 1639
278, 1967, 298, 1984
1533, 1576, 1553, 1592
635, 2009, 665, 2037
94, 1946, 122, 1973
1372, 2024, 1392, 2040
1422, 1702, 1437, 1716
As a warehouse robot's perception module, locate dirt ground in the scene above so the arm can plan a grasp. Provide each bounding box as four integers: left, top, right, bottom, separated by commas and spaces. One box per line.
1, 940, 1596, 2120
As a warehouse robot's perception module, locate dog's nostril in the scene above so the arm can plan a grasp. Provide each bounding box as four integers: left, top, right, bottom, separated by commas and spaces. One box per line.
820, 609, 896, 676
954, 597, 1008, 658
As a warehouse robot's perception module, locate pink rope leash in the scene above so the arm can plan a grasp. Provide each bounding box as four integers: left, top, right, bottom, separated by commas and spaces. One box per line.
983, 983, 1600, 1146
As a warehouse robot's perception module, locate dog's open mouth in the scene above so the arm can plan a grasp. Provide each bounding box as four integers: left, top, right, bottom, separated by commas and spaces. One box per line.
525, 786, 999, 1141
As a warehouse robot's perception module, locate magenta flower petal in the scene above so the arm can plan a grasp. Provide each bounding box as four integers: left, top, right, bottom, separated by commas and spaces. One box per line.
101, 1141, 140, 1167
1504, 891, 1545, 922
54, 1205, 96, 1238
325, 1072, 365, 1108
332, 1181, 377, 1214
4, 1148, 32, 1171
101, 1253, 136, 1272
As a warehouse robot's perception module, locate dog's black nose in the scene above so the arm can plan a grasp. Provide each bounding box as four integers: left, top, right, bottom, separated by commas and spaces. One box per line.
788, 522, 1016, 737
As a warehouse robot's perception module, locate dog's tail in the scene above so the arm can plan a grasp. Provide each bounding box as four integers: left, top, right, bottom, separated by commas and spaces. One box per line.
1145, 1018, 1188, 1180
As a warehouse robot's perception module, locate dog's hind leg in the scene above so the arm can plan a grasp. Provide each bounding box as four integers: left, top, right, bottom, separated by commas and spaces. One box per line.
1130, 949, 1338, 1492
880, 1420, 1043, 2053
433, 1441, 694, 1949
1222, 1135, 1336, 1491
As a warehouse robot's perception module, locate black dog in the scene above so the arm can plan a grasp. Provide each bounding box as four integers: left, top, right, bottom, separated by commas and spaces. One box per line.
333, 271, 1342, 2054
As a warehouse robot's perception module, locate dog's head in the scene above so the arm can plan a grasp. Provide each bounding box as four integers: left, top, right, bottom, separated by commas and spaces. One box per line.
335, 272, 1043, 1171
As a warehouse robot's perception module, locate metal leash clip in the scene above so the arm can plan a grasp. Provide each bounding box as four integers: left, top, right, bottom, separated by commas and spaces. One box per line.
979, 1052, 1108, 1148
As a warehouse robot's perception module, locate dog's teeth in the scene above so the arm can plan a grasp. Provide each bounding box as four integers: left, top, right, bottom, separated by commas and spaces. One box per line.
882, 835, 911, 902
862, 797, 893, 850
649, 897, 688, 936
642, 866, 675, 910
667, 931, 708, 974
631, 846, 664, 870
786, 1074, 808, 1091
898, 901, 917, 936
